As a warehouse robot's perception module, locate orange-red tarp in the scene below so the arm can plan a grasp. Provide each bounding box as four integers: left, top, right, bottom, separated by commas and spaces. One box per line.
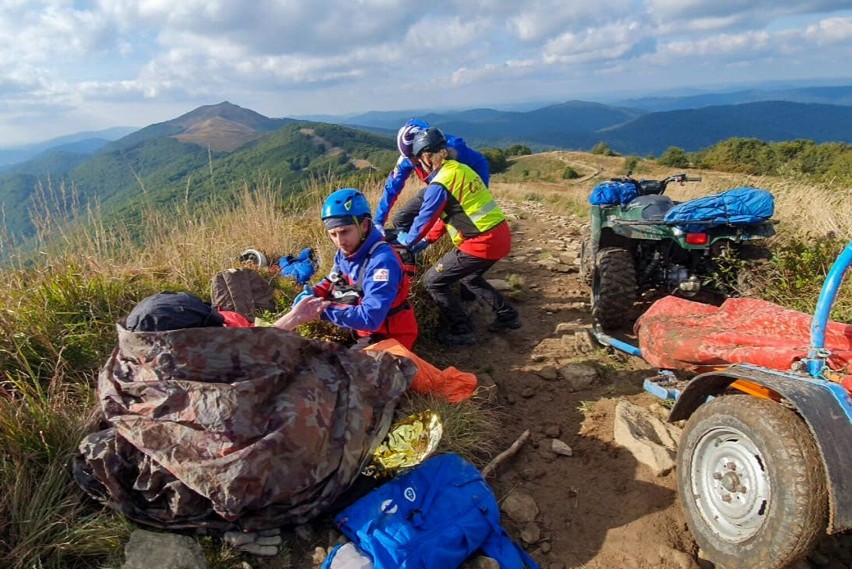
363, 339, 478, 403
635, 296, 852, 389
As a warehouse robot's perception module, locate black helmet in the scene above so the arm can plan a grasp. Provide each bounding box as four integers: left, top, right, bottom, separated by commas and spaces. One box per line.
411, 127, 447, 158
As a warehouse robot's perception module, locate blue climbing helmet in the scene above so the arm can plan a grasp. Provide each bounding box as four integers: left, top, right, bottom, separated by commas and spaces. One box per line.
321, 188, 371, 229
397, 118, 430, 158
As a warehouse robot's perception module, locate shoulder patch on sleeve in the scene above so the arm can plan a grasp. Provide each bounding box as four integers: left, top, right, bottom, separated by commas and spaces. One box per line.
373, 268, 390, 282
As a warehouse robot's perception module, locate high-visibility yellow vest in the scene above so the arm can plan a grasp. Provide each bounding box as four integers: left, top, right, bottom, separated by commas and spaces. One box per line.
432, 160, 505, 245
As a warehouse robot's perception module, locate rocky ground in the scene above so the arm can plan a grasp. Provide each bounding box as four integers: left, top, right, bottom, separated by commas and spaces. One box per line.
432, 196, 702, 569
437, 194, 852, 569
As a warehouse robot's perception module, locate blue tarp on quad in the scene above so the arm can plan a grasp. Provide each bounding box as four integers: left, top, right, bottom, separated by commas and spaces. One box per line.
663, 187, 774, 230
589, 181, 638, 205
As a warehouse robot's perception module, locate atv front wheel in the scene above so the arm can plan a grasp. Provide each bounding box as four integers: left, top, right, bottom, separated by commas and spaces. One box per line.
591, 247, 636, 330
678, 395, 827, 569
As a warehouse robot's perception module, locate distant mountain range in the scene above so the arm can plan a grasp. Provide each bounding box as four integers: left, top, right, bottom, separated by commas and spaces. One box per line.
334, 87, 852, 155
1, 88, 850, 256
0, 127, 138, 171
613, 85, 852, 112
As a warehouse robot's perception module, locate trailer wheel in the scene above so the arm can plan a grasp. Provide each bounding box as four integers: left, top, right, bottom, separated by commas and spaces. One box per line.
678, 395, 827, 569
591, 247, 636, 330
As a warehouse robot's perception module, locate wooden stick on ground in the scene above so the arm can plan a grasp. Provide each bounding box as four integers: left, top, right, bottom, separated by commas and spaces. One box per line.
482, 429, 530, 478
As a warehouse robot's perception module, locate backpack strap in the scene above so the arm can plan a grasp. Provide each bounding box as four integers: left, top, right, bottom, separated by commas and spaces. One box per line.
355, 240, 390, 287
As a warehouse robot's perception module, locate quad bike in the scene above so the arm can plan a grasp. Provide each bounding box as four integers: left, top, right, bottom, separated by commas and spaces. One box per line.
593, 241, 852, 569
580, 173, 775, 330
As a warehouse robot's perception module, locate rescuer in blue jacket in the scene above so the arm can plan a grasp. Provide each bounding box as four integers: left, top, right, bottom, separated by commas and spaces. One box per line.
374, 118, 490, 233
295, 188, 418, 349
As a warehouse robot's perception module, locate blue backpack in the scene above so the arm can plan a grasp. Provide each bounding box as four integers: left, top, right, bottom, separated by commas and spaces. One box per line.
589, 181, 638, 205
324, 453, 540, 569
277, 247, 318, 285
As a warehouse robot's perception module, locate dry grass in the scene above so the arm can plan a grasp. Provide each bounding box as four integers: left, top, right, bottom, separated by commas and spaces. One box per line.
0, 174, 373, 568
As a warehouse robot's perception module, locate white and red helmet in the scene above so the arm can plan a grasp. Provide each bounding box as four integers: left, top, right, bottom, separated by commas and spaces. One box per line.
396, 118, 430, 158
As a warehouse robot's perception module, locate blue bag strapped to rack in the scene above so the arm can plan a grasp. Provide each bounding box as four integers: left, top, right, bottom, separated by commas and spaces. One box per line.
589, 180, 638, 205
326, 453, 541, 569
663, 187, 774, 231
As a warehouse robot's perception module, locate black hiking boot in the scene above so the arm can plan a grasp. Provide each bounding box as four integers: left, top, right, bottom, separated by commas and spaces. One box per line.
436, 330, 477, 346
488, 313, 522, 332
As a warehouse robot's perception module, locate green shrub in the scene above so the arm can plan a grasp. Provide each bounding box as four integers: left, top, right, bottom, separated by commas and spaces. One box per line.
591, 142, 617, 156
658, 147, 690, 168
505, 144, 532, 157
562, 166, 580, 179
761, 238, 851, 322
481, 148, 509, 174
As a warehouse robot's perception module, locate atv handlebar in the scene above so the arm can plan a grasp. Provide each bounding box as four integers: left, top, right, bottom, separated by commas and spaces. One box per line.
608, 173, 702, 196
664, 173, 701, 184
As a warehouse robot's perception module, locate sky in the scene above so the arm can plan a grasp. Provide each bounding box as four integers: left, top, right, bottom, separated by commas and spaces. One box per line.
1, 0, 851, 148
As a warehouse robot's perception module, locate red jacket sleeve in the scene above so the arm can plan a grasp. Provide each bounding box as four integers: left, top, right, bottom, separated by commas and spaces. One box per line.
425, 219, 446, 243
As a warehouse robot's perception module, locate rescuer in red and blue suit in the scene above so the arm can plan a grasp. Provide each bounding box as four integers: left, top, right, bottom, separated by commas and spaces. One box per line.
295, 188, 418, 349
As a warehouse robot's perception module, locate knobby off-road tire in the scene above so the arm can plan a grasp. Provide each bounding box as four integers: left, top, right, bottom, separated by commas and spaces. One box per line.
591, 247, 636, 330
579, 232, 595, 287
678, 395, 827, 569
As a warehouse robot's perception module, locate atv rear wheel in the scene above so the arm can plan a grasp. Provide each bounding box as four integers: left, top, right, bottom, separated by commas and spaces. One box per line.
591, 247, 636, 330
678, 395, 827, 569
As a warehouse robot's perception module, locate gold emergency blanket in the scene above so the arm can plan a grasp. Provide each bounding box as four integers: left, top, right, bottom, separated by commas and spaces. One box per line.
365, 411, 443, 477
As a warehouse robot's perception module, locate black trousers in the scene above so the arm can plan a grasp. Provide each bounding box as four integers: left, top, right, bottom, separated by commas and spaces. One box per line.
391, 187, 427, 230
423, 248, 516, 334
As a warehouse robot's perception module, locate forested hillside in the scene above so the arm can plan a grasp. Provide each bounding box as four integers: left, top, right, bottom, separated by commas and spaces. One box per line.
0, 106, 397, 254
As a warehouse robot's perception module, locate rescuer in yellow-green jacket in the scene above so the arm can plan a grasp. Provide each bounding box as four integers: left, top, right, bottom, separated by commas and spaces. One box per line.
395, 127, 521, 346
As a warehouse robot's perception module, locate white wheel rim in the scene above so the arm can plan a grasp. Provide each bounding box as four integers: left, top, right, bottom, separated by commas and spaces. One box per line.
690, 425, 772, 543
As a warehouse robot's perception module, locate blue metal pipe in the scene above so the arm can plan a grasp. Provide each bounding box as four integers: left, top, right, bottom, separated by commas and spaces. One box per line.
592, 325, 643, 357
807, 241, 852, 377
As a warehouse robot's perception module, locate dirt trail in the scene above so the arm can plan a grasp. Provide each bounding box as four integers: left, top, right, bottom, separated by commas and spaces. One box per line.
422, 195, 700, 569
435, 190, 852, 569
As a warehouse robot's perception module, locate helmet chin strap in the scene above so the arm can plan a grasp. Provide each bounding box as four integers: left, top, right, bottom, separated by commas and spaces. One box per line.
356, 216, 369, 243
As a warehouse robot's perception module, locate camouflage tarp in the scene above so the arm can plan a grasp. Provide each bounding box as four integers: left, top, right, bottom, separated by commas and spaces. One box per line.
75, 325, 416, 531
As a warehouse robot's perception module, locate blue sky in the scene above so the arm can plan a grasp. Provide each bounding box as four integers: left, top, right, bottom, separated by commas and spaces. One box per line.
1, 0, 851, 147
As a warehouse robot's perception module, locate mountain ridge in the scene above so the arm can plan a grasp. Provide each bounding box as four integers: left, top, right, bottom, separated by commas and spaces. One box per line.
0, 104, 397, 252
2, 97, 850, 258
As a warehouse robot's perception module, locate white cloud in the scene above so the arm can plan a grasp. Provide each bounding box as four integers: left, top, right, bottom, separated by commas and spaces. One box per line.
508, 1, 632, 42
804, 16, 852, 43
542, 21, 648, 65
0, 0, 850, 146
646, 0, 852, 22
450, 60, 536, 86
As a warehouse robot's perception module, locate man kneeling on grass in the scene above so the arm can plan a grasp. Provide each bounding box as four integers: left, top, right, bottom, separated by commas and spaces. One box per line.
281, 188, 418, 350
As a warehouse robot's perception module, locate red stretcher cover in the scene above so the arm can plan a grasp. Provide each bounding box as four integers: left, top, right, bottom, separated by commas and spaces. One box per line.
635, 296, 852, 389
